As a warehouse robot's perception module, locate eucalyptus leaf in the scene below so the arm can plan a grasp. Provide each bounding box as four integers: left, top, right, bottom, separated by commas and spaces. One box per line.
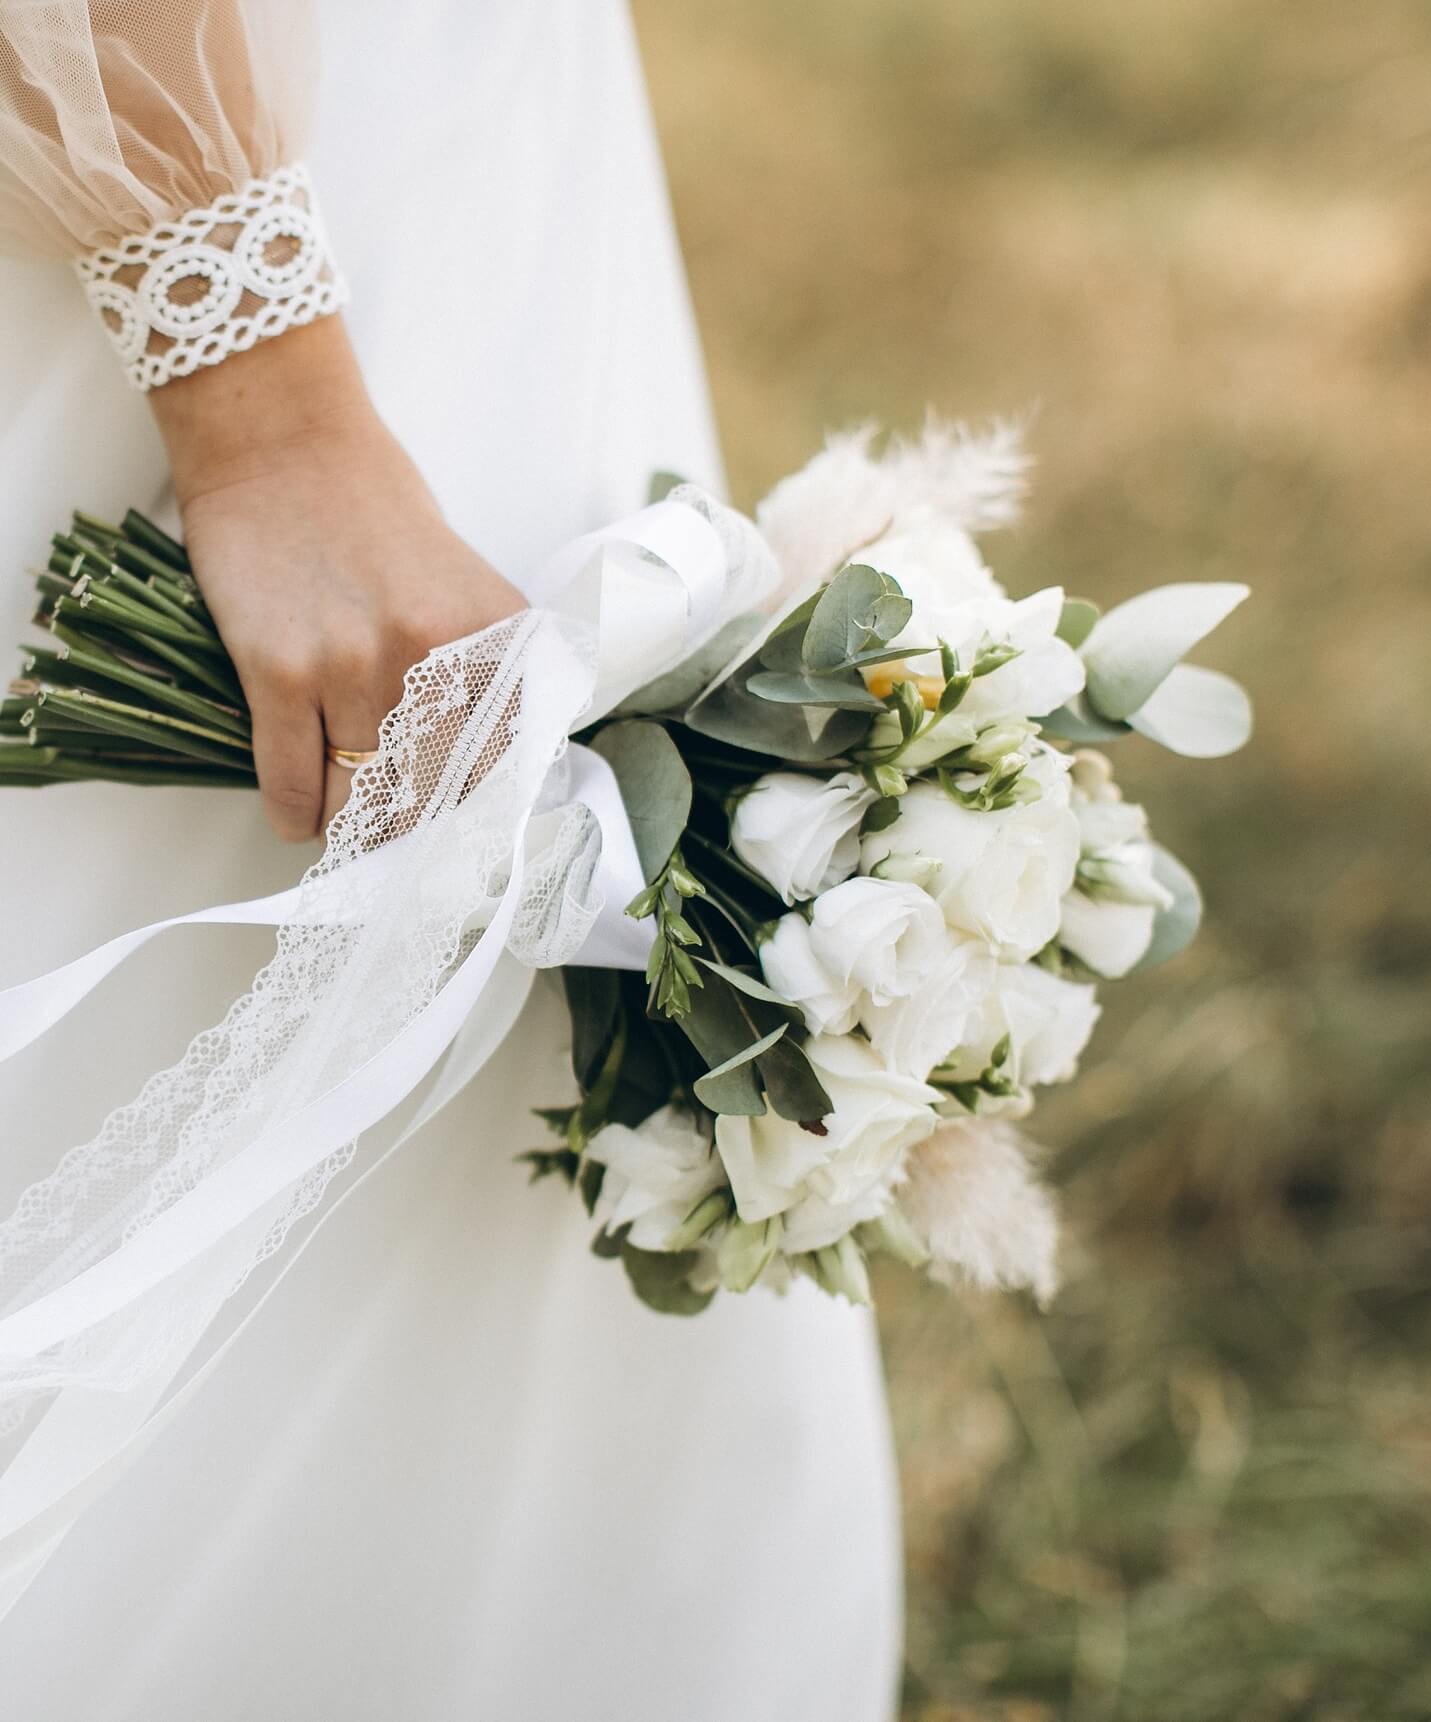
755, 590, 825, 674
590, 720, 691, 882
695, 958, 804, 1020
1127, 664, 1253, 758
745, 670, 887, 711
678, 979, 767, 1112
646, 470, 689, 505
615, 614, 763, 716
756, 1035, 832, 1122
621, 1242, 716, 1316
1131, 844, 1204, 971
1081, 582, 1249, 721
685, 675, 873, 762
1037, 693, 1132, 745
801, 564, 910, 671
1056, 597, 1100, 649
694, 1023, 789, 1113
562, 966, 621, 1090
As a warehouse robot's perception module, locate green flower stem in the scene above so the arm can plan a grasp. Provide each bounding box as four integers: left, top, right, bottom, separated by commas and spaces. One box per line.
26, 639, 249, 740
0, 744, 248, 788
50, 617, 243, 706
31, 688, 253, 770
56, 586, 214, 652
682, 827, 782, 910
121, 509, 191, 573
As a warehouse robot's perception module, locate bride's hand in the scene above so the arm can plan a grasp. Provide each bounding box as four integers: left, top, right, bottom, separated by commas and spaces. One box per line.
149, 317, 527, 842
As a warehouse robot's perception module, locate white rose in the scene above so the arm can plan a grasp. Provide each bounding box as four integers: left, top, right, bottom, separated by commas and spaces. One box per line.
1058, 750, 1175, 978
810, 876, 944, 1004
714, 1035, 938, 1234
761, 876, 944, 1033
730, 770, 874, 905
758, 913, 861, 1036
861, 747, 1081, 961
862, 928, 999, 1080
587, 1105, 726, 1251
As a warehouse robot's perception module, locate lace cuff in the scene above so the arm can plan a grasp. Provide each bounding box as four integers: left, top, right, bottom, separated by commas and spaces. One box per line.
74, 164, 347, 391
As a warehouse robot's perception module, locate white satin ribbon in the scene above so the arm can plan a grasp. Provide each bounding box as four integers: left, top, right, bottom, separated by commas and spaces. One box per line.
0, 490, 749, 1617
0, 743, 650, 1070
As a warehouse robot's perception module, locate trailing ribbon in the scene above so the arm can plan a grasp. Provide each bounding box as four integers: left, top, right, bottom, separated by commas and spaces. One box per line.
0, 487, 775, 1615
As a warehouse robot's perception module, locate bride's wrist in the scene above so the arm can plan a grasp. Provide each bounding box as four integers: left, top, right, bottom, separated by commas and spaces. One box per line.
148, 316, 382, 504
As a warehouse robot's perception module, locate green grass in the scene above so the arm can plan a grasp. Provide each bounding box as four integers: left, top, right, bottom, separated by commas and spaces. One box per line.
632, 2, 1431, 1714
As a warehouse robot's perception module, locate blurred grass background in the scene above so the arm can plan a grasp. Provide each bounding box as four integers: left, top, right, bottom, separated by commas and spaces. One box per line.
632, 3, 1431, 1716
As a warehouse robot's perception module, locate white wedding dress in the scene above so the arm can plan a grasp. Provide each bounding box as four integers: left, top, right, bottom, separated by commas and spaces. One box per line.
0, 4, 901, 1717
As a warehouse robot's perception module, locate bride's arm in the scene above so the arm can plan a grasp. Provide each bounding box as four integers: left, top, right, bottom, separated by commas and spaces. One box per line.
1, 1, 525, 839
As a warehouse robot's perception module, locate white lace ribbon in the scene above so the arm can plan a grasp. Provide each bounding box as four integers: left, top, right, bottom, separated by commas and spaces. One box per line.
0, 487, 777, 1613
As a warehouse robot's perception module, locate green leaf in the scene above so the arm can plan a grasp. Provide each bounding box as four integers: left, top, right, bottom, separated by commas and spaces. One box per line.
578, 1154, 606, 1216
756, 1034, 832, 1122
745, 671, 887, 711
847, 644, 934, 670
1126, 664, 1253, 758
802, 564, 911, 672
562, 967, 622, 1090
647, 470, 689, 504
591, 1224, 629, 1260
1055, 597, 1100, 648
1038, 693, 1132, 745
754, 590, 825, 675
677, 981, 766, 1113
516, 1146, 580, 1186
621, 1242, 716, 1316
862, 795, 902, 834
615, 614, 763, 716
590, 720, 692, 882
1081, 582, 1249, 721
694, 1023, 789, 1112
694, 958, 803, 1019
1131, 844, 1204, 972
684, 675, 874, 762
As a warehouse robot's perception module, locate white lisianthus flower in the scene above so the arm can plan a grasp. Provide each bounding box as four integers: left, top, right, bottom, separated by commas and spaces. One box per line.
897, 1118, 1059, 1303
932, 960, 1100, 1098
761, 877, 945, 1034
875, 585, 1085, 726
860, 747, 1081, 962
862, 706, 982, 773
714, 1036, 938, 1237
729, 770, 874, 905
1058, 750, 1175, 978
862, 928, 999, 1080
994, 961, 1101, 1088
586, 1105, 725, 1252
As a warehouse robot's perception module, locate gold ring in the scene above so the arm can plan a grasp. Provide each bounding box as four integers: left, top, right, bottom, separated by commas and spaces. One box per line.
325, 743, 380, 771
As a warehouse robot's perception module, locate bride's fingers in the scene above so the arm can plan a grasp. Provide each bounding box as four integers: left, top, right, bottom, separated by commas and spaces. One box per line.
250, 678, 327, 844
319, 676, 395, 832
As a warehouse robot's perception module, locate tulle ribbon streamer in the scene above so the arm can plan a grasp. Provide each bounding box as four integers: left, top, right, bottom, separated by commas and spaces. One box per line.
0, 488, 773, 1616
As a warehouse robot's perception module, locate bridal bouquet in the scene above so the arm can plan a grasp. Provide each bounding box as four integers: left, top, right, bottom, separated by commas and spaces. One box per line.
3, 425, 1251, 1316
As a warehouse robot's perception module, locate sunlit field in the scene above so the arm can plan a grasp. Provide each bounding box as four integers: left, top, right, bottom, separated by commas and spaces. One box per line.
633, 2, 1431, 1714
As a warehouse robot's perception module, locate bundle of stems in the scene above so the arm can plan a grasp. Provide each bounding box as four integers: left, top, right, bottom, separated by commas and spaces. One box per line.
2, 509, 255, 789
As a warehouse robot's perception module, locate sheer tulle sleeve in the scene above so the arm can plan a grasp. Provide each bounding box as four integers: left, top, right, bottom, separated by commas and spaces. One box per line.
0, 2, 345, 387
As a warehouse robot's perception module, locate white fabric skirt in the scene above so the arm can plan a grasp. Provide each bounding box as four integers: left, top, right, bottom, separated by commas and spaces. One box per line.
0, 4, 902, 1715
